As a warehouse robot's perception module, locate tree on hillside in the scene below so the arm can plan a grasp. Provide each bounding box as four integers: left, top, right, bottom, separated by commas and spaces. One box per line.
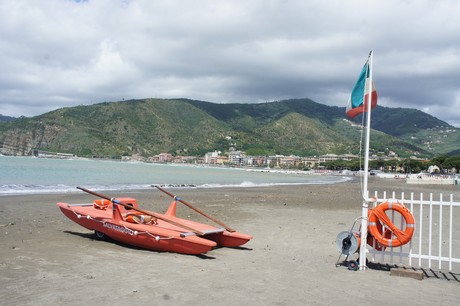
427, 155, 460, 174
443, 155, 460, 173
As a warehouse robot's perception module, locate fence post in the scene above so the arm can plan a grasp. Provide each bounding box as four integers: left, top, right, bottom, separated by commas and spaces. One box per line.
450, 194, 453, 271
418, 193, 423, 267
439, 193, 443, 270
429, 193, 433, 268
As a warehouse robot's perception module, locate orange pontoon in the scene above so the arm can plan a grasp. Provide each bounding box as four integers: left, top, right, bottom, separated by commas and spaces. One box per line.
57, 187, 252, 255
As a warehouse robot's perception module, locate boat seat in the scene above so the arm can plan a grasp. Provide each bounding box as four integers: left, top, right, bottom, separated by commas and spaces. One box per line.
67, 203, 94, 207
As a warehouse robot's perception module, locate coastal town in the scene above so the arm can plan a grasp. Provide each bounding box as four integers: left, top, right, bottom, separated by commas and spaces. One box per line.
30, 147, 459, 186
32, 147, 416, 169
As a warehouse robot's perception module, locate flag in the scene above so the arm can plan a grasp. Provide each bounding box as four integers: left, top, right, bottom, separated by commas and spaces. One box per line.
346, 56, 377, 119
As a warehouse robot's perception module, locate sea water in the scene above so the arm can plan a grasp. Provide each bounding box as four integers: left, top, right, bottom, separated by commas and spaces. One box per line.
0, 156, 349, 195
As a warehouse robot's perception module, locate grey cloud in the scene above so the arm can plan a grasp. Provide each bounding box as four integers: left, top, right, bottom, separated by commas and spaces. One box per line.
0, 0, 459, 127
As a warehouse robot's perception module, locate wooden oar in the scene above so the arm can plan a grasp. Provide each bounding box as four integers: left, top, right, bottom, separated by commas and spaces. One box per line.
154, 185, 236, 233
76, 187, 204, 235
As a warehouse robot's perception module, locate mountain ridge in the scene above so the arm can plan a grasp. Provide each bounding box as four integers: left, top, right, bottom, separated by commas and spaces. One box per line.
0, 98, 458, 158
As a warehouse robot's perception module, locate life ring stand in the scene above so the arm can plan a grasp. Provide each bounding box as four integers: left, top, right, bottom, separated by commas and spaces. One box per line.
368, 201, 415, 248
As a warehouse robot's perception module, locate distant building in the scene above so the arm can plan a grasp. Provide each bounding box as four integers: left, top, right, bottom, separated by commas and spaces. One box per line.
158, 153, 173, 162
204, 151, 221, 164
302, 156, 319, 168
318, 154, 358, 163
228, 149, 245, 165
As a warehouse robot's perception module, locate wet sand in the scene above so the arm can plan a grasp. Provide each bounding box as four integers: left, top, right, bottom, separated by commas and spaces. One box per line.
1, 177, 459, 305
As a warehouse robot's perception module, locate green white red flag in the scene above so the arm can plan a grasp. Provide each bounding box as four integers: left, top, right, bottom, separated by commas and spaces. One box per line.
346, 55, 377, 118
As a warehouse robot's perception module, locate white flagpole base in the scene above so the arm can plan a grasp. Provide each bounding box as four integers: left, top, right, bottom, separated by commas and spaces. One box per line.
358, 199, 369, 270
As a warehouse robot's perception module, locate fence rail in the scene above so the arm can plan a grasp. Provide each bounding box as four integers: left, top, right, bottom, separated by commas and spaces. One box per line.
369, 191, 460, 272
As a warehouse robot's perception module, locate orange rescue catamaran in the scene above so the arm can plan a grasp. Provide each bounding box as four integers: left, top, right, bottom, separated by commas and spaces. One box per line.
57, 186, 252, 255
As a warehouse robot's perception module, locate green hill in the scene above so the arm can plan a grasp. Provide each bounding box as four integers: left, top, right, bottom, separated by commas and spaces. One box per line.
352, 106, 459, 155
0, 114, 17, 123
0, 98, 458, 158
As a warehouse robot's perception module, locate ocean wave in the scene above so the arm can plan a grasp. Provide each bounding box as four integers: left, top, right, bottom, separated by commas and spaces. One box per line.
0, 184, 152, 196
0, 178, 351, 196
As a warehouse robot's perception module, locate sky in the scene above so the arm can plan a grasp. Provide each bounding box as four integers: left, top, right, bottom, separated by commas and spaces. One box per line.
1, 0, 459, 127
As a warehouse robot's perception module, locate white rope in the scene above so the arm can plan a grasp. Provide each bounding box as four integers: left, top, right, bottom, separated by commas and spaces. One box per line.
137, 231, 174, 240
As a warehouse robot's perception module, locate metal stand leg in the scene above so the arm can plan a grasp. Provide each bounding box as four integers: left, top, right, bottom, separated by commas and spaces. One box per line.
335, 217, 364, 269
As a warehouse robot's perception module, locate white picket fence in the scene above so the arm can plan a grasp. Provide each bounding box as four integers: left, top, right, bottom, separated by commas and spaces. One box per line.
368, 191, 460, 272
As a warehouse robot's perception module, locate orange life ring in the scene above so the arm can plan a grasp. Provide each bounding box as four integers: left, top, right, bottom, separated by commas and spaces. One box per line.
93, 199, 110, 210
124, 213, 156, 225
368, 201, 415, 248
365, 209, 392, 251
367, 221, 392, 251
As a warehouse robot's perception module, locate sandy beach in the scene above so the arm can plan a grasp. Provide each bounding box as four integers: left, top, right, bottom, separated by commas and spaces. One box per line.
1, 177, 459, 305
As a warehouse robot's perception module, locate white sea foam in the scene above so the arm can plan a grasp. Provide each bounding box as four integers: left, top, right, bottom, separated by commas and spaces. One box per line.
0, 177, 352, 196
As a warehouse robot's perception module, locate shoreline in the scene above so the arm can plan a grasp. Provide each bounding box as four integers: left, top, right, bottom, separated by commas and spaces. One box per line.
0, 175, 353, 197
1, 179, 459, 305
5, 173, 459, 197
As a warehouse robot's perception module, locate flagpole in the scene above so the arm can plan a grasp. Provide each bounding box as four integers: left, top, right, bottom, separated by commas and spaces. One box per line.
359, 50, 373, 270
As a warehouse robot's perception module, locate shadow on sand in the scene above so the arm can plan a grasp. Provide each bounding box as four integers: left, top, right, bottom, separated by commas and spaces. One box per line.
62, 230, 251, 260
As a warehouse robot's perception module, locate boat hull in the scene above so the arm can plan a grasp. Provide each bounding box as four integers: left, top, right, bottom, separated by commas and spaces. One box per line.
57, 199, 251, 255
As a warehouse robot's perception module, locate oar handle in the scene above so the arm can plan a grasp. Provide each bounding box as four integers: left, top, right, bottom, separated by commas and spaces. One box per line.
155, 185, 236, 232
76, 187, 204, 235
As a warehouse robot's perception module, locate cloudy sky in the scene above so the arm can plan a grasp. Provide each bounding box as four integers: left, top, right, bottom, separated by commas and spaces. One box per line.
1, 0, 459, 127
